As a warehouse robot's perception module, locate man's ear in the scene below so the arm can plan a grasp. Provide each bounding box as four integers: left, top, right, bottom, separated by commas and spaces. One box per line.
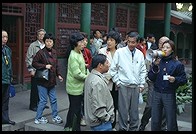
98, 63, 102, 67
98, 63, 103, 69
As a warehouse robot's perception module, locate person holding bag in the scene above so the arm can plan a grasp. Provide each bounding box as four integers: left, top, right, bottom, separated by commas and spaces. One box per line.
25, 29, 49, 111
34, 51, 49, 81
32, 33, 64, 124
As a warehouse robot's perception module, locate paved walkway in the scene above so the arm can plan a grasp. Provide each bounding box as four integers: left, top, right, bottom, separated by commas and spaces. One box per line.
2, 83, 192, 131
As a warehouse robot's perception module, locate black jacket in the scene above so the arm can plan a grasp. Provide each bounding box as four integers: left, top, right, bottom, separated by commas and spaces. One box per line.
148, 55, 187, 94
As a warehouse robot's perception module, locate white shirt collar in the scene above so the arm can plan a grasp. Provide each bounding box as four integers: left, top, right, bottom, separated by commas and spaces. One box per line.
37, 40, 45, 49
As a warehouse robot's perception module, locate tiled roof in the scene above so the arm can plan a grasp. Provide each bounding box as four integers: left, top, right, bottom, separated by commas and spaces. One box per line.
171, 10, 192, 24
180, 11, 192, 18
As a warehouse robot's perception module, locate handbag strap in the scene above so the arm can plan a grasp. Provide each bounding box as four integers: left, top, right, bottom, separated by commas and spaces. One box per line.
42, 50, 49, 64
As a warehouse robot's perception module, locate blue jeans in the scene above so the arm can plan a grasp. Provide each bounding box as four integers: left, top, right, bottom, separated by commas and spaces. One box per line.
91, 121, 112, 131
35, 85, 58, 119
151, 90, 178, 131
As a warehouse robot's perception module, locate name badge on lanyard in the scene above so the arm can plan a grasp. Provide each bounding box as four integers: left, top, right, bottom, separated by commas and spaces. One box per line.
163, 74, 170, 80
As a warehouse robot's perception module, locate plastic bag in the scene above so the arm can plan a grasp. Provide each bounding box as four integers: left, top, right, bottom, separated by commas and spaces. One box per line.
9, 84, 15, 98
139, 93, 143, 104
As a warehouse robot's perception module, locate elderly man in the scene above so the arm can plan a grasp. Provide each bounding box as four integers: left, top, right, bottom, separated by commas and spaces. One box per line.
2, 30, 15, 125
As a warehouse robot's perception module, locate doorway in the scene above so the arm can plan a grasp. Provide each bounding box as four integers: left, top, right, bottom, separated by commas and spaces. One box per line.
2, 15, 23, 84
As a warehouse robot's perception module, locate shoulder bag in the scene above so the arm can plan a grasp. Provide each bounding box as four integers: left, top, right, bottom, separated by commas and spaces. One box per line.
34, 51, 49, 80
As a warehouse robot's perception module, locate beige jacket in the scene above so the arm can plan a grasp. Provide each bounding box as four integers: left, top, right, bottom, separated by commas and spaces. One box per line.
25, 40, 44, 72
84, 69, 115, 127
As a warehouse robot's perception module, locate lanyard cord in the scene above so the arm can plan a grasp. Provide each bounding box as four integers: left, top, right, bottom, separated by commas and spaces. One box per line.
2, 47, 9, 65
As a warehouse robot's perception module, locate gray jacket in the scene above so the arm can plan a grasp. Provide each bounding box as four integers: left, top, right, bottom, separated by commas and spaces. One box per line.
25, 40, 43, 72
84, 69, 114, 127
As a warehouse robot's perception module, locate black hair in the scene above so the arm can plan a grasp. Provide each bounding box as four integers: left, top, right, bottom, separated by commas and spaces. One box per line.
139, 37, 146, 43
107, 30, 121, 44
127, 32, 140, 42
93, 29, 101, 37
162, 39, 176, 60
126, 31, 133, 35
147, 33, 155, 38
65, 32, 84, 60
110, 27, 119, 32
80, 32, 88, 38
69, 32, 84, 49
91, 54, 107, 69
43, 33, 55, 43
90, 34, 94, 39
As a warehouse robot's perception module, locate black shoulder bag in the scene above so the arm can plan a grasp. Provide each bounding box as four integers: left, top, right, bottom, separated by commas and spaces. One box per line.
34, 51, 49, 80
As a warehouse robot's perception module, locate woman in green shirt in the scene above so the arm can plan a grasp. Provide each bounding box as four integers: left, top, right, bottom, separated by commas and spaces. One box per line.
64, 32, 89, 131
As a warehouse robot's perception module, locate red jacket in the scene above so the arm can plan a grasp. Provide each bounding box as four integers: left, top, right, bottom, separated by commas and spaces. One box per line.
82, 47, 92, 69
136, 43, 147, 58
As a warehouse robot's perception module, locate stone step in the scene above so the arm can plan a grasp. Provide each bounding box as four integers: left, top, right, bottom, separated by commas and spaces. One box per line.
25, 122, 64, 131
22, 107, 192, 131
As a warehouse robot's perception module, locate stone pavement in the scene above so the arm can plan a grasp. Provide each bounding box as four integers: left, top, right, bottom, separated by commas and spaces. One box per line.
2, 83, 192, 131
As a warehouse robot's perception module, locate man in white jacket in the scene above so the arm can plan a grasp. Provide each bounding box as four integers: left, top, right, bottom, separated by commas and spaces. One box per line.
110, 32, 147, 131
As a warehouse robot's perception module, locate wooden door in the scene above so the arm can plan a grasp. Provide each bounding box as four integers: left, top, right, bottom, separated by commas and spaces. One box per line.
2, 15, 23, 84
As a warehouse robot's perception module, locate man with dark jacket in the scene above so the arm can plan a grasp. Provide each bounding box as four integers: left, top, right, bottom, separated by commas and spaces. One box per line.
2, 30, 15, 125
146, 34, 158, 50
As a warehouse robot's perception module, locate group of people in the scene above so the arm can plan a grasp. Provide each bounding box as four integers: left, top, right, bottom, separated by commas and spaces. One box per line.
2, 28, 187, 131
65, 30, 187, 131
